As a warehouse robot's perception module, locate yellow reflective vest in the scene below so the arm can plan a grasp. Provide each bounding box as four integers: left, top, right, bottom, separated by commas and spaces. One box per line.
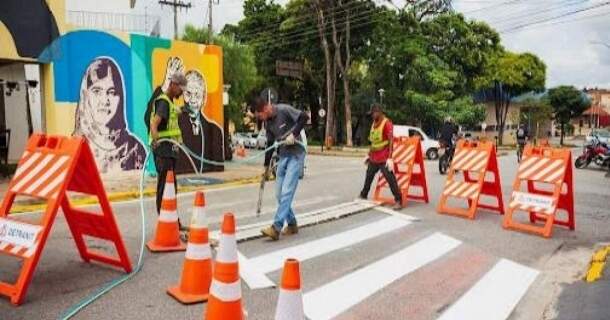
369, 118, 389, 152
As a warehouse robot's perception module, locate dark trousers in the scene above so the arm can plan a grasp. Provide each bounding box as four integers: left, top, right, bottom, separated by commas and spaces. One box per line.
154, 154, 177, 215
360, 162, 402, 202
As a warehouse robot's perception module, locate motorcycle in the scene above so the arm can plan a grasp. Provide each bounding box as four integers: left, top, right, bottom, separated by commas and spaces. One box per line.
439, 136, 458, 175
575, 136, 610, 169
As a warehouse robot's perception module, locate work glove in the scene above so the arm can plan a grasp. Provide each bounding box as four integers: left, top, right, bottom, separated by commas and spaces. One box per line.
285, 133, 296, 145
386, 159, 394, 172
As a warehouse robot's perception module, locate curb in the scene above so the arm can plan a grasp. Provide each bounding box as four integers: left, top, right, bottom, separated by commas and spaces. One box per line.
586, 245, 610, 282
9, 175, 261, 214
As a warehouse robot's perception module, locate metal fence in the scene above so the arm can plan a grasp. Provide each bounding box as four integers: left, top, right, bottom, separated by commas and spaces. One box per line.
66, 10, 160, 35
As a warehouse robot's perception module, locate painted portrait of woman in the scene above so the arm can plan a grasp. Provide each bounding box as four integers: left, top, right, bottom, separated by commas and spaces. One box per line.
73, 57, 145, 172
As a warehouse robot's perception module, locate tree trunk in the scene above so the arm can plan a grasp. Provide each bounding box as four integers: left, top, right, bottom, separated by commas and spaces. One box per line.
330, 0, 353, 147
560, 122, 565, 145
314, 0, 337, 147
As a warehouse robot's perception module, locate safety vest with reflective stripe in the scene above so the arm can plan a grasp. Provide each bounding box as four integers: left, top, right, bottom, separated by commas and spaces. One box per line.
151, 93, 182, 142
369, 118, 389, 152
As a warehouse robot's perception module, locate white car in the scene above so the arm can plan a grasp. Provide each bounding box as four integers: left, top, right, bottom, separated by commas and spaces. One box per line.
393, 125, 441, 160
586, 129, 610, 145
233, 132, 258, 148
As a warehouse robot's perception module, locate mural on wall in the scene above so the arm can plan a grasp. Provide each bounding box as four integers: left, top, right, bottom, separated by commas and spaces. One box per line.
74, 57, 146, 172
0, 0, 62, 60
38, 30, 224, 174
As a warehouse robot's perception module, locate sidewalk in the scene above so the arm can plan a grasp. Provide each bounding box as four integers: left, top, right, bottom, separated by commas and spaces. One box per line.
0, 162, 263, 213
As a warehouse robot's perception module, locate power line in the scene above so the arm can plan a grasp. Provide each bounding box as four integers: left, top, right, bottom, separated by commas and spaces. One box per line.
159, 0, 192, 39
487, 0, 585, 27
499, 1, 610, 33
501, 8, 610, 34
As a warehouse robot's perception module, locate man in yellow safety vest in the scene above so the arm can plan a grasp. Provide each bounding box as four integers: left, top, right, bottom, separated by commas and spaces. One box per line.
359, 104, 403, 210
150, 72, 187, 225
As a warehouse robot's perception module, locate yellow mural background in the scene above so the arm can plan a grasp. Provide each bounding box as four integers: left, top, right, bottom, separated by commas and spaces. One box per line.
152, 41, 223, 128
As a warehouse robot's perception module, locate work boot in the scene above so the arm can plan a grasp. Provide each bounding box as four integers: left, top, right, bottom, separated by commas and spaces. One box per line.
282, 224, 299, 236
261, 225, 280, 241
392, 200, 403, 211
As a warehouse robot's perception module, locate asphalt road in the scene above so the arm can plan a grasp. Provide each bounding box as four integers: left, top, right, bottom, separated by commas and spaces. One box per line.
1, 150, 610, 320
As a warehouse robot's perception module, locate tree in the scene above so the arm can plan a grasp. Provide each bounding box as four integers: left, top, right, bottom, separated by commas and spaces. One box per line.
481, 52, 546, 145
547, 86, 590, 145
518, 97, 553, 139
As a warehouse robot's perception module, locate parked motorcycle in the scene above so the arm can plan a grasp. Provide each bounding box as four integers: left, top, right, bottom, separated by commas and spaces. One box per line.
575, 136, 610, 169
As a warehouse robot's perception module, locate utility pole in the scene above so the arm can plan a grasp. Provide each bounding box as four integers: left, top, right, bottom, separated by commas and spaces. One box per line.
208, 0, 213, 43
159, 0, 192, 39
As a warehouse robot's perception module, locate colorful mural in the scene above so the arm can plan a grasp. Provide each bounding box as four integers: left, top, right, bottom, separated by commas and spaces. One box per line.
37, 30, 224, 174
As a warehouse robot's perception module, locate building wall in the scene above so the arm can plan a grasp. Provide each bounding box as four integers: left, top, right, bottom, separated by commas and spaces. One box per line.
1, 0, 226, 174
0, 64, 30, 162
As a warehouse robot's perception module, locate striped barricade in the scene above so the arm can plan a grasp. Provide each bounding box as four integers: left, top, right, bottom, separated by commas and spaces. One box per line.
0, 134, 131, 306
503, 145, 574, 238
373, 137, 429, 207
437, 140, 504, 219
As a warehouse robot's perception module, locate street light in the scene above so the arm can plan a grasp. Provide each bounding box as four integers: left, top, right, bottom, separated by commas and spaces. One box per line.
378, 88, 385, 105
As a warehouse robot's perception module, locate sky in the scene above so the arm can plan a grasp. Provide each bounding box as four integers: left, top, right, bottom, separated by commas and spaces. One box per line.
68, 0, 610, 89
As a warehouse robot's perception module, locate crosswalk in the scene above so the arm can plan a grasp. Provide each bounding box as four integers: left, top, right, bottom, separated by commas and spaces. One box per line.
236, 205, 540, 320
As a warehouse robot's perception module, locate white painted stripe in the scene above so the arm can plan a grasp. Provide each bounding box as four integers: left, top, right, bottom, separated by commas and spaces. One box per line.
275, 289, 304, 320
530, 159, 563, 181
190, 207, 208, 228
452, 150, 476, 169
462, 183, 480, 199
217, 234, 238, 263
163, 184, 176, 199
519, 158, 550, 179
240, 217, 412, 290
238, 252, 276, 289
185, 243, 211, 260
158, 210, 178, 222
443, 181, 460, 196
303, 233, 462, 320
23, 244, 38, 258
10, 245, 23, 255
372, 207, 420, 222
451, 182, 472, 198
451, 149, 467, 164
248, 217, 411, 275
210, 279, 242, 301
11, 154, 55, 192
13, 151, 39, 178
517, 156, 539, 175
438, 259, 539, 320
461, 151, 487, 171
38, 171, 67, 197
25, 156, 69, 194
471, 153, 490, 171
543, 167, 565, 183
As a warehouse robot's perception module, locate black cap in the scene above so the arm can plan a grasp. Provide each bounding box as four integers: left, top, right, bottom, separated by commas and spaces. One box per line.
368, 103, 383, 115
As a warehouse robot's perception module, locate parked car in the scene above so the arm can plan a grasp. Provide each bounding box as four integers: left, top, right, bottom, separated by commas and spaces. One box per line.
255, 130, 267, 149
393, 125, 441, 160
586, 129, 610, 145
233, 132, 258, 148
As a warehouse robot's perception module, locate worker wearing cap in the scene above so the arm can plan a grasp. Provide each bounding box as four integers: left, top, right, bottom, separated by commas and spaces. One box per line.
359, 104, 403, 210
254, 96, 309, 241
150, 72, 187, 222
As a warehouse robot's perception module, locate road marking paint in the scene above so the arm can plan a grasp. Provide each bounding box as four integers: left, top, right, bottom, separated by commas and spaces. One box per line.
437, 258, 539, 320
372, 207, 421, 221
303, 233, 462, 320
240, 216, 412, 289
238, 252, 275, 289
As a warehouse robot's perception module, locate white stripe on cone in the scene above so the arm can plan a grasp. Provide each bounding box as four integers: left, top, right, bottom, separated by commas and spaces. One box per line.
217, 234, 238, 263
159, 210, 178, 222
185, 243, 211, 260
210, 279, 242, 302
191, 207, 208, 229
275, 289, 304, 320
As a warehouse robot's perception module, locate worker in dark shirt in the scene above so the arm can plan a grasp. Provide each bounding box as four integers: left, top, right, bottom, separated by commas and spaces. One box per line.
254, 97, 309, 241
439, 117, 459, 149
149, 72, 187, 229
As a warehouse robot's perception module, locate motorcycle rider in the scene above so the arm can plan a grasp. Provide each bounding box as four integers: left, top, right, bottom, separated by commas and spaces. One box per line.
439, 116, 458, 157
516, 123, 529, 162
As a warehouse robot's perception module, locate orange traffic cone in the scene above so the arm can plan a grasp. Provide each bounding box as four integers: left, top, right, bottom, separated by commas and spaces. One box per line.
147, 170, 186, 252
205, 213, 244, 320
167, 191, 212, 304
275, 259, 304, 320
236, 145, 246, 158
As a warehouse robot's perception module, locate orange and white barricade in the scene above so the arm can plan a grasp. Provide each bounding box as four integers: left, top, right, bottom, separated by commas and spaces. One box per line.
503, 145, 574, 238
437, 140, 504, 219
373, 137, 429, 207
0, 134, 131, 305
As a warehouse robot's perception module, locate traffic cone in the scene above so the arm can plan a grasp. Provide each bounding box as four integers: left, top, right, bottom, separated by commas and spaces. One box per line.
205, 213, 244, 320
146, 170, 186, 252
167, 191, 212, 304
275, 259, 304, 320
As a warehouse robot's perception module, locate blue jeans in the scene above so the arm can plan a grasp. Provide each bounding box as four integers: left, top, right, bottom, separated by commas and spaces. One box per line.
273, 153, 304, 231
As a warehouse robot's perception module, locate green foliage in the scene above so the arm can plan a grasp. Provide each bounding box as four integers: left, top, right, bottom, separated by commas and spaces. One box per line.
182, 25, 261, 127
546, 85, 591, 144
